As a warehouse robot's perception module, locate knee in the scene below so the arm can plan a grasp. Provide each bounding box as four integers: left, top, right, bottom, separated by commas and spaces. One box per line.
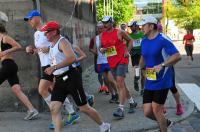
50, 102, 60, 115
152, 104, 162, 115
143, 108, 153, 118
79, 104, 91, 113
116, 78, 124, 88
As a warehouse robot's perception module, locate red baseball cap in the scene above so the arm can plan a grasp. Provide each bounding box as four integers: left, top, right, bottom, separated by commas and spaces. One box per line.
41, 21, 60, 32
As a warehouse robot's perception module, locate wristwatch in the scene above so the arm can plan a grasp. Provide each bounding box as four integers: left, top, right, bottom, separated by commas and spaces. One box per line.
161, 63, 165, 67
53, 65, 57, 70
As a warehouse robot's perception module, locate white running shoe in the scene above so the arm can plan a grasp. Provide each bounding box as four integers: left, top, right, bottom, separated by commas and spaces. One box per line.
100, 123, 111, 132
24, 109, 39, 120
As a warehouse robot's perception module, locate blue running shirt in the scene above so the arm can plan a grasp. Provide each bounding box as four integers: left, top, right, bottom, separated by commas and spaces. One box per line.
141, 33, 179, 90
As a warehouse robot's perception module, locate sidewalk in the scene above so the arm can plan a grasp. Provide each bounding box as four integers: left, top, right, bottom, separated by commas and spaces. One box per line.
0, 64, 194, 132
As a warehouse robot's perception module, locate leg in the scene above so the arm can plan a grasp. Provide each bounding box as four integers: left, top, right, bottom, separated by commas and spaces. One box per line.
143, 103, 156, 120
152, 102, 167, 132
11, 84, 35, 111
79, 104, 103, 125
38, 79, 53, 106
50, 101, 63, 132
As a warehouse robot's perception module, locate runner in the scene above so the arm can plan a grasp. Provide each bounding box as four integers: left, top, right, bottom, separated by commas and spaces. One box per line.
0, 23, 38, 120
93, 21, 118, 103
72, 44, 94, 107
138, 16, 181, 132
42, 21, 111, 132
101, 16, 137, 118
183, 30, 195, 64
128, 21, 144, 92
89, 33, 108, 93
24, 10, 79, 128
157, 23, 183, 115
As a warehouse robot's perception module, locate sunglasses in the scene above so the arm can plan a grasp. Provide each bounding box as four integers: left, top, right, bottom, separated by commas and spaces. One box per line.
102, 21, 110, 24
44, 29, 55, 34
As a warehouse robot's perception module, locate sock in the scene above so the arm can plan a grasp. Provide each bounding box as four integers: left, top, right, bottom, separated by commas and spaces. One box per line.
128, 97, 134, 104
44, 94, 51, 107
99, 122, 105, 128
135, 67, 140, 77
118, 104, 124, 110
63, 98, 75, 114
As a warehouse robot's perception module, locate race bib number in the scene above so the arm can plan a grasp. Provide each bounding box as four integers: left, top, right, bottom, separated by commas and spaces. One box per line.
133, 39, 141, 47
105, 46, 117, 57
146, 68, 157, 80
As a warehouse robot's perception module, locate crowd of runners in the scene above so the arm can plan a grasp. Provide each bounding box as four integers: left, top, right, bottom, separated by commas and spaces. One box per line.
1, 9, 193, 132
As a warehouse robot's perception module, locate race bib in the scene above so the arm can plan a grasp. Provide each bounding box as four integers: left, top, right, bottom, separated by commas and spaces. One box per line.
133, 39, 141, 47
105, 46, 117, 57
146, 68, 157, 80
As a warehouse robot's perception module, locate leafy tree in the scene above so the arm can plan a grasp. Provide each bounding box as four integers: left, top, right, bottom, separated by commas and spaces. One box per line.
96, 0, 134, 25
165, 0, 200, 31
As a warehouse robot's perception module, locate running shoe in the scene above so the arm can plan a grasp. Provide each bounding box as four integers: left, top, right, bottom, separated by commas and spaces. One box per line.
100, 123, 111, 132
128, 103, 137, 113
65, 113, 80, 126
167, 119, 174, 127
48, 122, 55, 129
99, 86, 104, 93
176, 103, 183, 115
113, 108, 124, 119
87, 95, 94, 107
103, 86, 109, 93
24, 109, 39, 120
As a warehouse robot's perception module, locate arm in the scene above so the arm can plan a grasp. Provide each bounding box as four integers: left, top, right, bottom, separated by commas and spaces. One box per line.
0, 35, 22, 57
139, 56, 145, 69
89, 37, 97, 55
74, 45, 87, 62
120, 30, 133, 57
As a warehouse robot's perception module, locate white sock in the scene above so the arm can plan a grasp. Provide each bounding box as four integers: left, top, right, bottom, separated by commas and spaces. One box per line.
63, 98, 75, 114
128, 97, 134, 104
135, 67, 140, 77
44, 94, 51, 107
118, 104, 124, 111
99, 122, 105, 128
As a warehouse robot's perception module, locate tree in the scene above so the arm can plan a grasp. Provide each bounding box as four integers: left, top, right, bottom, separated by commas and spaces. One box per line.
96, 0, 134, 25
165, 0, 200, 31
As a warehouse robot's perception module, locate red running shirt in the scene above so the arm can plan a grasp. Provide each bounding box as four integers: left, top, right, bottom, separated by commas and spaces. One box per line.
183, 34, 195, 46
101, 29, 128, 68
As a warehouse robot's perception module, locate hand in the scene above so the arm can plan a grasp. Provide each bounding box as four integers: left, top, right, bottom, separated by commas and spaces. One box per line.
0, 51, 7, 58
26, 45, 34, 54
39, 47, 49, 53
45, 66, 55, 75
99, 48, 107, 53
153, 64, 162, 73
124, 51, 130, 58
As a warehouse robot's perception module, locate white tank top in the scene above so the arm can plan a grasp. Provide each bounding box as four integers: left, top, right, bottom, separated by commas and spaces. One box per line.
96, 35, 108, 64
34, 31, 51, 67
49, 36, 70, 75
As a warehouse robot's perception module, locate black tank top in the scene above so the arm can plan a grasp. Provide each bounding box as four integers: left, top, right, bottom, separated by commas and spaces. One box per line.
0, 37, 12, 51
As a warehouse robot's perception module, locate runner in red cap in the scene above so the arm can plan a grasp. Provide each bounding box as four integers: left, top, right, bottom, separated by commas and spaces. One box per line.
42, 21, 111, 132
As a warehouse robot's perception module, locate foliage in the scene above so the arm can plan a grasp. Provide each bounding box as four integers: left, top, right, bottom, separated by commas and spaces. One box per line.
96, 0, 134, 25
165, 0, 200, 31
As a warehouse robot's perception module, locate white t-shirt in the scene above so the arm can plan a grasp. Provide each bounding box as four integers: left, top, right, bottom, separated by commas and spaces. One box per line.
34, 31, 51, 67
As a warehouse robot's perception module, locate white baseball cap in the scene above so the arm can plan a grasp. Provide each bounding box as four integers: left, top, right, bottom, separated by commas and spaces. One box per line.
102, 16, 114, 23
0, 11, 8, 22
137, 16, 157, 26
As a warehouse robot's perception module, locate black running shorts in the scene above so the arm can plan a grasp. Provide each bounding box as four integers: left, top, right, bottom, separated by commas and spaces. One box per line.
51, 68, 87, 106
143, 89, 169, 105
